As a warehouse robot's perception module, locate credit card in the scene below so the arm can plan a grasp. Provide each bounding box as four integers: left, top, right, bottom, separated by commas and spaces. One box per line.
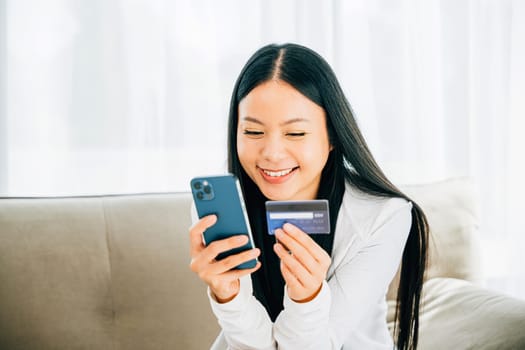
265, 199, 330, 235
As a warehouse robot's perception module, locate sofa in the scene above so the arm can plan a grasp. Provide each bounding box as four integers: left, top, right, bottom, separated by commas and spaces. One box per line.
0, 177, 524, 349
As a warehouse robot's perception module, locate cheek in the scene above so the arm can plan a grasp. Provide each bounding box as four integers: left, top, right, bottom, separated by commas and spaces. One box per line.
236, 139, 253, 166
301, 141, 330, 167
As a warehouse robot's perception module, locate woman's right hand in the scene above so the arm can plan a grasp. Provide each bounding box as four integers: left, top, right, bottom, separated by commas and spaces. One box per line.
189, 214, 261, 303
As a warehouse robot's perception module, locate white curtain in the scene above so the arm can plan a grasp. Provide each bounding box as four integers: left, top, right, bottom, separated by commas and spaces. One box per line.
2, 0, 524, 298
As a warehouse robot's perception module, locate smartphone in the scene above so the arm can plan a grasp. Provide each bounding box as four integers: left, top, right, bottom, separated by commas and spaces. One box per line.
190, 174, 257, 269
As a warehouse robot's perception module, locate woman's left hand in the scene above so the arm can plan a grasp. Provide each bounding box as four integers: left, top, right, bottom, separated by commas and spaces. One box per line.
273, 223, 331, 303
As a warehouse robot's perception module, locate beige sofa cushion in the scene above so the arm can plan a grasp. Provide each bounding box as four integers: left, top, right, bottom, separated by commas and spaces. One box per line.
103, 193, 219, 349
387, 177, 482, 300
0, 198, 115, 349
388, 277, 525, 350
0, 193, 219, 350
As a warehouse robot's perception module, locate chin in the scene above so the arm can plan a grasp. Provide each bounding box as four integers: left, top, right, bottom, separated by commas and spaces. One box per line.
260, 187, 292, 201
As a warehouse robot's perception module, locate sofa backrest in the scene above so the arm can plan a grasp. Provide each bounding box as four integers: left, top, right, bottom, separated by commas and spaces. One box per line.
0, 178, 480, 349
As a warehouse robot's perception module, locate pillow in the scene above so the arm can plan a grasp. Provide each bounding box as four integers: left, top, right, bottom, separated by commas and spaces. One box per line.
388, 277, 525, 349
387, 177, 482, 301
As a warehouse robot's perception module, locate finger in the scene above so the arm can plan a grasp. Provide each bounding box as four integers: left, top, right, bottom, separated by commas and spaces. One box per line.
283, 264, 323, 303
191, 234, 250, 275
274, 242, 313, 286
208, 248, 260, 275
189, 214, 217, 256
200, 234, 249, 262
220, 261, 262, 281
282, 223, 331, 264
280, 258, 303, 291
275, 228, 318, 273
206, 261, 262, 289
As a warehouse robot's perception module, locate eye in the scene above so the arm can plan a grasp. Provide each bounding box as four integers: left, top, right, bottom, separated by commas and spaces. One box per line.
286, 132, 306, 137
243, 130, 264, 137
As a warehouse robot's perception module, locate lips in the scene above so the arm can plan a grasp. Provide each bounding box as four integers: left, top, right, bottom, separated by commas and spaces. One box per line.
258, 166, 298, 184
261, 167, 295, 177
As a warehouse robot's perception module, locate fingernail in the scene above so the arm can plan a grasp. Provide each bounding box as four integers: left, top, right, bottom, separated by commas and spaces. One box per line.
236, 235, 248, 243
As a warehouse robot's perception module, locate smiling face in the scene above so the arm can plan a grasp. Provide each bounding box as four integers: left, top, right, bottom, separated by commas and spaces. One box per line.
237, 80, 332, 201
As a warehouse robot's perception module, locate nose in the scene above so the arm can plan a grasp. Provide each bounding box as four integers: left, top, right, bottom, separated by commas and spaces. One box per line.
261, 134, 286, 162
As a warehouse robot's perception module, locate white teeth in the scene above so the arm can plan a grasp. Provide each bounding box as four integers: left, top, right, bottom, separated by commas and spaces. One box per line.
262, 168, 294, 177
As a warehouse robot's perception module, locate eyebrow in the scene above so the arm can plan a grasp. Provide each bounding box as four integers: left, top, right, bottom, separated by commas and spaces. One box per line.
241, 116, 310, 126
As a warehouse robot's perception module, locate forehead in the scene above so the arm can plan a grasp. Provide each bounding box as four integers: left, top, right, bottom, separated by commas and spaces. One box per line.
238, 80, 325, 124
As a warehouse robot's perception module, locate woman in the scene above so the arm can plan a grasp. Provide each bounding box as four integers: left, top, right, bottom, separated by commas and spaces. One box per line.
189, 43, 428, 349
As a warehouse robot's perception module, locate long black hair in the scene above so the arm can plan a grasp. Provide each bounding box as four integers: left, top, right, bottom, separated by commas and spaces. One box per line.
227, 43, 428, 350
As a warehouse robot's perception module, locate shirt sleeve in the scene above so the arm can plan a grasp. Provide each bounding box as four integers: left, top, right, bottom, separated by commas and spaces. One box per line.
208, 275, 276, 350
273, 200, 412, 349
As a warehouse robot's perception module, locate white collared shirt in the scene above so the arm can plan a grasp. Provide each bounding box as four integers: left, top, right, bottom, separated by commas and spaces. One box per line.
203, 183, 412, 350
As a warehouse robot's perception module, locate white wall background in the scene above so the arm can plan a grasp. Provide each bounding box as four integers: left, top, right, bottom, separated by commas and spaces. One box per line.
1, 0, 524, 299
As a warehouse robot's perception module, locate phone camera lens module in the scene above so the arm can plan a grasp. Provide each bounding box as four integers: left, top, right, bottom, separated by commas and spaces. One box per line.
203, 185, 212, 194
193, 181, 202, 190
196, 191, 204, 200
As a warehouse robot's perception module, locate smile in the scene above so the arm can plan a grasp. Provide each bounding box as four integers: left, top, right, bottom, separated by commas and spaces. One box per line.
262, 168, 295, 177
258, 166, 299, 182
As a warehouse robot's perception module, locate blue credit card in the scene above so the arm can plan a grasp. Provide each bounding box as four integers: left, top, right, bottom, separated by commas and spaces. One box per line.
265, 200, 330, 235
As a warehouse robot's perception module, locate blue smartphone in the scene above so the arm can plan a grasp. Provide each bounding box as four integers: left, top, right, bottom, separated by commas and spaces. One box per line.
190, 174, 257, 269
